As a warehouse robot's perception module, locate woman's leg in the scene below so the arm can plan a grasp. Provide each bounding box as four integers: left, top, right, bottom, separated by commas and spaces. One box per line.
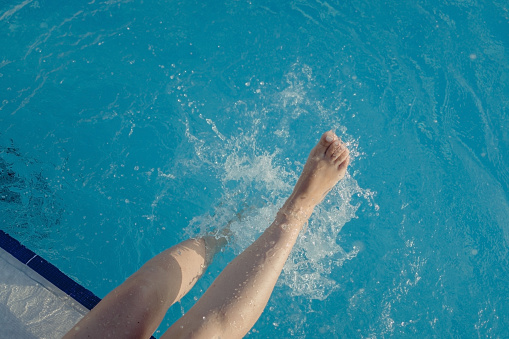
64, 235, 225, 339
162, 130, 350, 339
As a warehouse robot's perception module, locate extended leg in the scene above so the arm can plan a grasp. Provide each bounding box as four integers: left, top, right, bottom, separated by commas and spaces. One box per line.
162, 130, 350, 339
64, 235, 225, 339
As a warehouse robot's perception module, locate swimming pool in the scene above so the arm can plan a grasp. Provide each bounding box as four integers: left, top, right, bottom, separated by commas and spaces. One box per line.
1, 0, 508, 337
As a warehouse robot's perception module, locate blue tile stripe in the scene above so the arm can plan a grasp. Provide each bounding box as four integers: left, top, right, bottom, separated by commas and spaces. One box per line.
0, 229, 101, 310
0, 229, 157, 339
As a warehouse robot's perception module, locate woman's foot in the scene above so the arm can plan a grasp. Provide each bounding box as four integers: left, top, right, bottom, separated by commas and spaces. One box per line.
283, 131, 350, 217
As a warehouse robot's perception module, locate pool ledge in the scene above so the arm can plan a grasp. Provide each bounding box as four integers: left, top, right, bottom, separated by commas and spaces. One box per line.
0, 230, 156, 338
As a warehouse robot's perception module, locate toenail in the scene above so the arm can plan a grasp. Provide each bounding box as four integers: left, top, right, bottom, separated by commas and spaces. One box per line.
326, 135, 333, 142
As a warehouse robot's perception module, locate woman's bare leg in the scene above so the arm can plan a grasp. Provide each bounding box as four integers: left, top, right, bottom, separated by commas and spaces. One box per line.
64, 235, 226, 339
162, 130, 350, 339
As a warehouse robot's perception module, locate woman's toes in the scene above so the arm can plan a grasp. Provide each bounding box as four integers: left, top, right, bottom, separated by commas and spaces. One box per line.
335, 147, 350, 165
331, 144, 347, 161
319, 131, 336, 148
326, 140, 341, 158
338, 155, 350, 172
311, 131, 337, 158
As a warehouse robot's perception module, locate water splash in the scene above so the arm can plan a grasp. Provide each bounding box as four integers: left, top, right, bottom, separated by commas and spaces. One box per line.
179, 62, 377, 300
183, 133, 374, 300
280, 174, 369, 300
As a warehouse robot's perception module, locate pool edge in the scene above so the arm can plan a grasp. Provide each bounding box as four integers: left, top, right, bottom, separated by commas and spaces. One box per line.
0, 229, 157, 339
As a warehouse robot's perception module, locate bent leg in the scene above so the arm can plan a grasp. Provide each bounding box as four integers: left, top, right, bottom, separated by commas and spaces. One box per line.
64, 235, 225, 339
162, 131, 350, 339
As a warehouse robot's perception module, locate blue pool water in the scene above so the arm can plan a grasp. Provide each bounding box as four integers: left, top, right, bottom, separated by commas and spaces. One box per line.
1, 0, 508, 337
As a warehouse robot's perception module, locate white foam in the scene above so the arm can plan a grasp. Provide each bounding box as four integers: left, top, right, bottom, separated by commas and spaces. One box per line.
180, 62, 377, 300
183, 132, 374, 299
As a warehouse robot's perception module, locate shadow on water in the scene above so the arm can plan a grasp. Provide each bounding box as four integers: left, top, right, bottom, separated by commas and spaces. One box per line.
0, 139, 62, 245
